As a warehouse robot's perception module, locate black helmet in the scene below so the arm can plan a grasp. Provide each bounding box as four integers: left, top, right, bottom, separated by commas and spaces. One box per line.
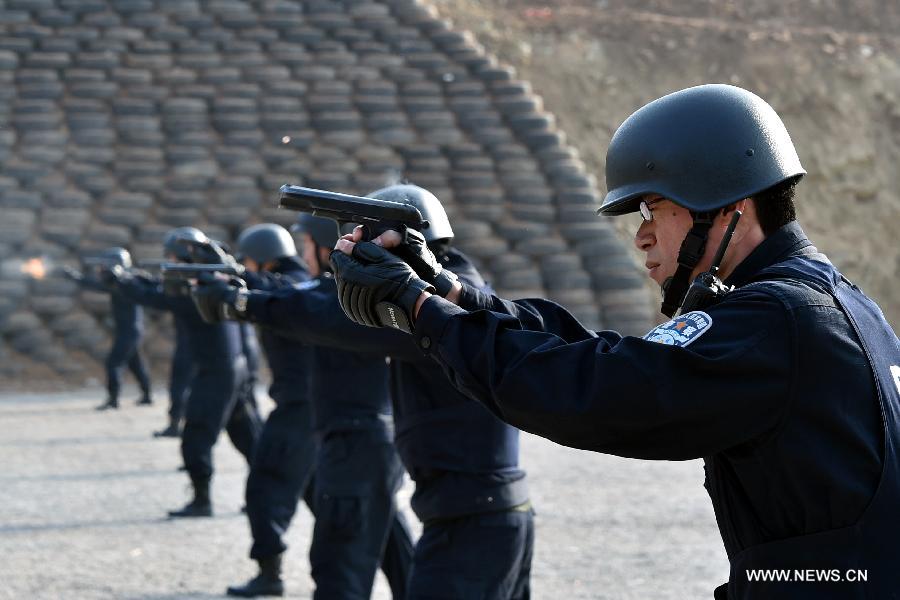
599, 84, 805, 216
163, 227, 208, 262
98, 247, 132, 268
293, 213, 342, 250
84, 246, 131, 269
367, 184, 453, 244
237, 223, 297, 264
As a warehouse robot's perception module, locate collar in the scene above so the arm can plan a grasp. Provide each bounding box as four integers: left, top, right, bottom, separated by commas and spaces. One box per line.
724, 221, 815, 288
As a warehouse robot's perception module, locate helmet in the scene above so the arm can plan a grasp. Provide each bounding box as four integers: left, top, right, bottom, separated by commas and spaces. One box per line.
237, 223, 297, 264
599, 84, 805, 216
163, 227, 208, 262
99, 247, 132, 268
367, 184, 453, 244
293, 213, 342, 250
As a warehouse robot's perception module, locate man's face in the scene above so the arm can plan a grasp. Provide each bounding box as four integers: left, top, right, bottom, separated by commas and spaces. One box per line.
301, 233, 320, 278
243, 257, 259, 273
633, 195, 696, 288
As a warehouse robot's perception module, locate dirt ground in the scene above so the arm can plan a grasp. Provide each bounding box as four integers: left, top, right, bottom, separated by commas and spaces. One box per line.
428, 0, 900, 329
0, 386, 727, 599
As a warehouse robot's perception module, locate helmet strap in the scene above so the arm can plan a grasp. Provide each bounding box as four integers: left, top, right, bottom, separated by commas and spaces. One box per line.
660, 211, 715, 317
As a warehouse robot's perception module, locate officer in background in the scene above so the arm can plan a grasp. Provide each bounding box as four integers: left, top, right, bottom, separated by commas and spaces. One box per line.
193, 219, 413, 599
153, 324, 191, 438
221, 223, 317, 597
153, 232, 198, 438
114, 227, 261, 518
198, 186, 533, 599
64, 247, 153, 410
331, 85, 900, 598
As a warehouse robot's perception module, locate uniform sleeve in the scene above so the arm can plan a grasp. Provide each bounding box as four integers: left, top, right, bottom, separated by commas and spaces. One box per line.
244, 286, 428, 363
242, 270, 304, 292
76, 275, 111, 293
456, 283, 607, 339
115, 277, 193, 314
414, 287, 792, 460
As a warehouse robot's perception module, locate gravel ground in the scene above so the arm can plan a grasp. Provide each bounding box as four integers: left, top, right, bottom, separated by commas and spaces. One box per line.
0, 385, 728, 599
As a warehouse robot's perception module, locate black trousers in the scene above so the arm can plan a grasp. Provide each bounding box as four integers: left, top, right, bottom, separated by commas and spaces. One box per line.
167, 342, 193, 423
246, 405, 413, 598
310, 426, 413, 600
246, 402, 318, 560
181, 368, 261, 482
105, 333, 151, 402
407, 507, 534, 600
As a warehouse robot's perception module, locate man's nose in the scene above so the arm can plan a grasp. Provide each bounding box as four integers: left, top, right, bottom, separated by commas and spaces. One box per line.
634, 221, 654, 252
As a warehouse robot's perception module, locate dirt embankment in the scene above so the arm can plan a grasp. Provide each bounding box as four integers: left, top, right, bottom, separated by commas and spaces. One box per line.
430, 0, 900, 329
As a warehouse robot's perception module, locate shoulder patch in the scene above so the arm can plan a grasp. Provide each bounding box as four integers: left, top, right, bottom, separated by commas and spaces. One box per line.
642, 311, 713, 347
292, 279, 321, 291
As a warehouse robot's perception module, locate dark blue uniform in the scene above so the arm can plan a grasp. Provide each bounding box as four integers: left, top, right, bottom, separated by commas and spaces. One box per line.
240, 258, 318, 566
244, 271, 413, 600
77, 275, 152, 404
167, 324, 193, 426
247, 249, 533, 599
238, 322, 262, 418
412, 223, 900, 599
117, 276, 261, 483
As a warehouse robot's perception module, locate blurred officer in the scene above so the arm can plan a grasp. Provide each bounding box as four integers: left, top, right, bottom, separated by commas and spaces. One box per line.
194, 219, 413, 599
217, 223, 317, 597
198, 187, 534, 599
332, 85, 900, 599
153, 324, 192, 438
65, 247, 153, 410
115, 227, 261, 518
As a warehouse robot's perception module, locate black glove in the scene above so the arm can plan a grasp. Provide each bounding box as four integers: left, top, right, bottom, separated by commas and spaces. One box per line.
330, 241, 435, 333
390, 228, 458, 297
190, 240, 245, 275
190, 273, 248, 324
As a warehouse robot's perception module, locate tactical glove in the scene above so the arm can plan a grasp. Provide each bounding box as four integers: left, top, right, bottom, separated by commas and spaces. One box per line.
389, 228, 458, 297
189, 240, 245, 275
190, 273, 248, 324
330, 241, 434, 333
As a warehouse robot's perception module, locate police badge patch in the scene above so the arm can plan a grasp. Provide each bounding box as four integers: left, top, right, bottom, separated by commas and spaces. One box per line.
642, 311, 713, 347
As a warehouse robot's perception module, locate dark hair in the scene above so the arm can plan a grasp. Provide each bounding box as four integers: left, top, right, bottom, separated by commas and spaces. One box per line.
752, 176, 800, 235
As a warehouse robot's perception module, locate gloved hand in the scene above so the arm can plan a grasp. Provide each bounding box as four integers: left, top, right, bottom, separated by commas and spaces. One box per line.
107, 264, 134, 284
330, 241, 435, 333
190, 273, 247, 324
190, 240, 245, 275
389, 228, 458, 297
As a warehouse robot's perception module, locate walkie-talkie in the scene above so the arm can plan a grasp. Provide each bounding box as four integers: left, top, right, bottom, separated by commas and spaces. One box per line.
680, 210, 742, 314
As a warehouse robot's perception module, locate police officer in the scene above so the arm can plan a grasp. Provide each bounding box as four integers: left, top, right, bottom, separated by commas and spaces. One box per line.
65, 247, 153, 410
203, 223, 317, 597
198, 187, 534, 599
194, 220, 413, 599
331, 85, 900, 599
114, 227, 261, 518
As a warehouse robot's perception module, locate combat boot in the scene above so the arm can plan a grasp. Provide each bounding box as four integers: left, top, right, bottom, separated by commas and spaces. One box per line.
168, 477, 212, 518
95, 398, 119, 411
136, 395, 153, 406
153, 421, 181, 438
226, 554, 284, 597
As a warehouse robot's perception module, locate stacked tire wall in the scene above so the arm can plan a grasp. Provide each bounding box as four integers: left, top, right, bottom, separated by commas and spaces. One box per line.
0, 0, 656, 385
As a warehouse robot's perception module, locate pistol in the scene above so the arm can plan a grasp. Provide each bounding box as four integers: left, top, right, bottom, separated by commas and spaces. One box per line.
159, 263, 240, 280
159, 263, 240, 297
278, 185, 430, 240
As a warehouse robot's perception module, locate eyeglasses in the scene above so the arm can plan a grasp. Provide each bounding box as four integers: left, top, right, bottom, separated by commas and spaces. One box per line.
639, 199, 664, 222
